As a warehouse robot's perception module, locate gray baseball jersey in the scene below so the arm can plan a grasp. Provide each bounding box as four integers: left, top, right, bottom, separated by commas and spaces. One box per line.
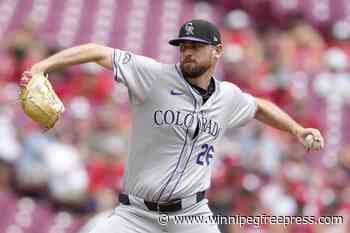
112, 49, 257, 202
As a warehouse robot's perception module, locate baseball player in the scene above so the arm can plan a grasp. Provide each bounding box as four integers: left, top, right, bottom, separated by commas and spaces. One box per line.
20, 19, 324, 233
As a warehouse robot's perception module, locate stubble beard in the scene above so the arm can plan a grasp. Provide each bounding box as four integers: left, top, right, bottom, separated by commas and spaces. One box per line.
180, 62, 210, 79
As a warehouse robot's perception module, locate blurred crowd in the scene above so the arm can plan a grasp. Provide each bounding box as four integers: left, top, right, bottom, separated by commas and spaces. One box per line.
1, 1, 350, 233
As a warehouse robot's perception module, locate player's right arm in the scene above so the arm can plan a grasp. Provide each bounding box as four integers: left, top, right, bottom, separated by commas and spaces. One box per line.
20, 43, 114, 86
21, 43, 162, 104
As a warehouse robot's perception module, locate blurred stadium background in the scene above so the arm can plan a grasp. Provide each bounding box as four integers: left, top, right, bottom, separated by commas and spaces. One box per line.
0, 0, 350, 232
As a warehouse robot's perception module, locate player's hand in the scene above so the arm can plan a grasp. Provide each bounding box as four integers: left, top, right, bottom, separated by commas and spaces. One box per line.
19, 71, 33, 88
296, 128, 324, 151
20, 65, 46, 88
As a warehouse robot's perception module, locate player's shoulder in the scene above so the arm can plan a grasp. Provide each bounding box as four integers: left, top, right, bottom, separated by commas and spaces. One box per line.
115, 48, 167, 67
216, 80, 243, 95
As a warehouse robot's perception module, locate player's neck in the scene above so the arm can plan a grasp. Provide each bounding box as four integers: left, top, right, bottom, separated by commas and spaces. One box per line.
185, 68, 213, 91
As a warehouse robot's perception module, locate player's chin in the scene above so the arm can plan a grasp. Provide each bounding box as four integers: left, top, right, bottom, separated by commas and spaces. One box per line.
182, 61, 196, 68
185, 62, 201, 72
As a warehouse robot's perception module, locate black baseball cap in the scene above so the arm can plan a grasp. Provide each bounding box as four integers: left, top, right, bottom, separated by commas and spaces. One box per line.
169, 19, 222, 46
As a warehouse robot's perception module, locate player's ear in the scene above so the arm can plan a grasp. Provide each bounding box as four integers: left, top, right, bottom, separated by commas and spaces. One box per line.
213, 44, 223, 59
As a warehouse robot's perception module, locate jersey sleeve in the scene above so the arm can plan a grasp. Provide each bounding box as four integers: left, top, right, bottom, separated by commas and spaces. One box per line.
112, 49, 162, 104
227, 84, 257, 128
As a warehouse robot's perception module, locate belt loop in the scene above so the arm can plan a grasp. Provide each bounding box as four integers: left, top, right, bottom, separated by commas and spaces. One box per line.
119, 193, 130, 205
196, 191, 205, 202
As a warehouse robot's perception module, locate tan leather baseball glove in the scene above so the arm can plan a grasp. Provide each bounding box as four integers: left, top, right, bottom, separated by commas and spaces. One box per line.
20, 73, 64, 129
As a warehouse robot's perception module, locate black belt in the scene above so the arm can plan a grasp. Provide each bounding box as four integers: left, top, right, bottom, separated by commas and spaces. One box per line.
119, 191, 205, 213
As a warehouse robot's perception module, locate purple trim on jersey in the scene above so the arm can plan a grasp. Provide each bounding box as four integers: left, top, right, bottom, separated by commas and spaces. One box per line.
166, 135, 200, 201
155, 65, 198, 202
155, 127, 190, 202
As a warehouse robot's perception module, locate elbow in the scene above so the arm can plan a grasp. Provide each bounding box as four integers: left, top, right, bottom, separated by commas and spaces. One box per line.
83, 43, 111, 60
254, 98, 263, 119
83, 43, 114, 69
254, 98, 269, 120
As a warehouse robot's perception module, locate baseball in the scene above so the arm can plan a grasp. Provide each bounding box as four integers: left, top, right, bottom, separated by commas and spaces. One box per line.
305, 134, 314, 147
305, 134, 322, 150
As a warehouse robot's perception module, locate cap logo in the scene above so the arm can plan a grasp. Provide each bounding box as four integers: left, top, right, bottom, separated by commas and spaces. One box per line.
185, 22, 194, 35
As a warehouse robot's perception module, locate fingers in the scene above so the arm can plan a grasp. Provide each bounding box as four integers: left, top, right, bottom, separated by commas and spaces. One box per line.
19, 71, 33, 88
19, 77, 29, 87
304, 128, 325, 151
309, 129, 324, 149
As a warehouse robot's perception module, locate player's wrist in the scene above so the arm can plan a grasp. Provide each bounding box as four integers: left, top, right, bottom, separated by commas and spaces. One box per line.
31, 63, 48, 76
292, 125, 304, 138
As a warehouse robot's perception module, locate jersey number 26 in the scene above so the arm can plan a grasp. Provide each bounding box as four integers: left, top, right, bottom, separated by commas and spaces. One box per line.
196, 144, 214, 166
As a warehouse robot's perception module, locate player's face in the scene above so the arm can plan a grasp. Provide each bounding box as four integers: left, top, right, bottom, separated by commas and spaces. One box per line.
179, 41, 219, 79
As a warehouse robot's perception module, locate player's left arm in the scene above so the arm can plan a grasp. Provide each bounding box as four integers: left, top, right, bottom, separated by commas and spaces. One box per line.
254, 97, 324, 151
